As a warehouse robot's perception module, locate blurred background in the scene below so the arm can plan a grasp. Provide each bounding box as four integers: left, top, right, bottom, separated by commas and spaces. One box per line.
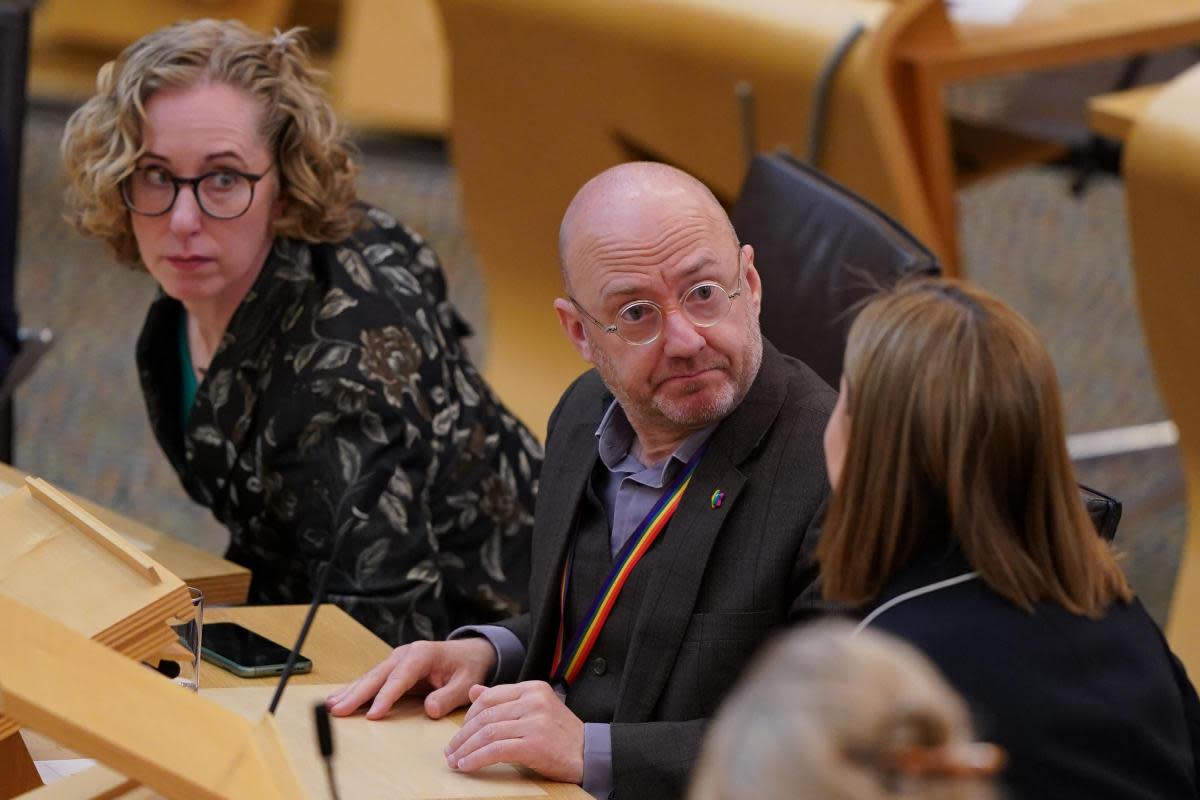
3, 0, 1197, 631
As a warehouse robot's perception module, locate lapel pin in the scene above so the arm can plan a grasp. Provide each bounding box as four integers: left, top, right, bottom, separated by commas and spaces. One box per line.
710, 489, 725, 509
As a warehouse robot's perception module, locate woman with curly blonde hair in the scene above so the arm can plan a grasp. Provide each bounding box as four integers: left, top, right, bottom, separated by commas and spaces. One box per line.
61, 19, 541, 646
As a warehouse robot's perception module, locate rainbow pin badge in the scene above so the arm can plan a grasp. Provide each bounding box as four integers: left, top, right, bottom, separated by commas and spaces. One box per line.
710, 489, 726, 509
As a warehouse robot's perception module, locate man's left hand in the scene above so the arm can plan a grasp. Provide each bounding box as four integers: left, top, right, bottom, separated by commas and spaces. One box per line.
444, 680, 584, 784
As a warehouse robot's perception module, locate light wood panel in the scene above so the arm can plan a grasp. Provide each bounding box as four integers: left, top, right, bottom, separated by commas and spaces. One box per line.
27, 0, 296, 102
16, 764, 138, 800
892, 0, 1200, 273
201, 604, 392, 689
1087, 83, 1163, 142
0, 464, 249, 606
0, 478, 196, 741
1123, 63, 1200, 677
18, 605, 590, 799
0, 732, 42, 798
332, 0, 448, 134
896, 0, 1200, 74
0, 594, 306, 800
208, 685, 548, 799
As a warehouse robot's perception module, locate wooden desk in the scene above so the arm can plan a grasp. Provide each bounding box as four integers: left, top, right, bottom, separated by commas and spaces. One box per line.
201, 604, 392, 689
17, 605, 372, 764
1088, 82, 1164, 141
20, 605, 589, 799
0, 463, 249, 606
894, 0, 1200, 273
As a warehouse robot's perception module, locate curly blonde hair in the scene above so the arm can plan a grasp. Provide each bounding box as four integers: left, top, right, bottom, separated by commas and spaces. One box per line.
61, 18, 360, 266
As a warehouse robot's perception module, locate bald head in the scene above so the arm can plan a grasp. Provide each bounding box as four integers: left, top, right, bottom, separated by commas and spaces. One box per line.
552, 161, 762, 453
558, 162, 737, 291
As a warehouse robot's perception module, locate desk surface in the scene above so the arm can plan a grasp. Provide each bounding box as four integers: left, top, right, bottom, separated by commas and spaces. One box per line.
898, 0, 1200, 75
21, 605, 590, 799
201, 604, 392, 689
891, 0, 1200, 274
0, 463, 249, 606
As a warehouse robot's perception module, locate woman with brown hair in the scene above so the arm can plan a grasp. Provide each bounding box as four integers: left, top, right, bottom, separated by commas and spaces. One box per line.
819, 278, 1200, 798
690, 621, 1002, 800
60, 20, 541, 645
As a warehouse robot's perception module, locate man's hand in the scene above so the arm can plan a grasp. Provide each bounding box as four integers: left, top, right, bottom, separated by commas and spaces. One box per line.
443, 681, 584, 784
325, 637, 497, 720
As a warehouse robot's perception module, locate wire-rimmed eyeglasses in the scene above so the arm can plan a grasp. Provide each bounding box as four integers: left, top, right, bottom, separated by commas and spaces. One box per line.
121, 165, 272, 220
570, 252, 745, 346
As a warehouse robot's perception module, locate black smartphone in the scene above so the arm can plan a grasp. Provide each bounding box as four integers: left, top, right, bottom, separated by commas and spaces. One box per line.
200, 622, 313, 678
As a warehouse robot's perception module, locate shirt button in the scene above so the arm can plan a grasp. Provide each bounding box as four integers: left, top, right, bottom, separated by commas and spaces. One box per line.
590, 656, 607, 676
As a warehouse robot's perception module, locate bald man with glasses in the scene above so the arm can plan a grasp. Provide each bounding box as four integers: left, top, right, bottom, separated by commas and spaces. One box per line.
329, 162, 836, 800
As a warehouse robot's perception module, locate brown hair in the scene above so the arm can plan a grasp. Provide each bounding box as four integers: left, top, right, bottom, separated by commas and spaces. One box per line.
818, 278, 1131, 616
690, 621, 1000, 800
61, 19, 360, 266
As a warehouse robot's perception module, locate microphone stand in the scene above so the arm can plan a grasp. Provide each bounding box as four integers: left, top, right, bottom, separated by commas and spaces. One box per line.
314, 702, 342, 800
268, 515, 355, 714
265, 515, 355, 800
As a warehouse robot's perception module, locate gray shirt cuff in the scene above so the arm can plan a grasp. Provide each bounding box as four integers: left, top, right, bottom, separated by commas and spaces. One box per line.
582, 722, 613, 799
447, 624, 526, 685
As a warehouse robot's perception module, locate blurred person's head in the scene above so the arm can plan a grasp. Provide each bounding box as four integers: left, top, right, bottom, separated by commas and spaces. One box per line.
554, 162, 763, 451
690, 621, 1001, 800
819, 277, 1131, 616
61, 18, 358, 298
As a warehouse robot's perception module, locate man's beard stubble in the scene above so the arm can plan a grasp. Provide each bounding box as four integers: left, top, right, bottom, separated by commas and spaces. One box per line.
590, 322, 764, 433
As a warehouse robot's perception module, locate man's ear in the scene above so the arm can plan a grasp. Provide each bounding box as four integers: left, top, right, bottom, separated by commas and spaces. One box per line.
554, 297, 595, 363
742, 243, 762, 315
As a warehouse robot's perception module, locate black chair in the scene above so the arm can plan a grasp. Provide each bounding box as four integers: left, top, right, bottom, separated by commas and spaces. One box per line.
732, 152, 1123, 541
1080, 484, 1122, 543
731, 151, 939, 390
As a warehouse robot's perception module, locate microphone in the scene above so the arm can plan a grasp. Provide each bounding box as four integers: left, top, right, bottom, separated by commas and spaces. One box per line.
268, 514, 358, 714
313, 702, 342, 800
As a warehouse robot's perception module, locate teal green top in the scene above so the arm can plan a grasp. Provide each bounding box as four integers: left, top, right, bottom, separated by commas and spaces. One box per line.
178, 313, 198, 426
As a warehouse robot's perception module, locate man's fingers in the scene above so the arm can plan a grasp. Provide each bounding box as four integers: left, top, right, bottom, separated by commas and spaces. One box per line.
452, 738, 525, 773
440, 681, 584, 784
448, 694, 528, 752
328, 640, 497, 721
328, 662, 394, 716
366, 664, 427, 719
462, 682, 526, 724
445, 718, 526, 769
424, 674, 477, 719
329, 648, 428, 718
324, 676, 361, 708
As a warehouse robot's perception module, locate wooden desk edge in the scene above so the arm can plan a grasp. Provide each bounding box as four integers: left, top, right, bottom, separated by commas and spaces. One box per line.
22, 604, 588, 799
896, 5, 1200, 74
1087, 84, 1164, 143
0, 462, 250, 605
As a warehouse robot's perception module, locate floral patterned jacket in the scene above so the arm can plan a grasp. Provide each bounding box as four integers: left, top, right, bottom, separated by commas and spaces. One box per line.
136, 206, 542, 645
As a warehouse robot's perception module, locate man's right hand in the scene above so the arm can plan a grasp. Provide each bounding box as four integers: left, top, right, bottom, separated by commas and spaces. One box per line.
324, 637, 497, 720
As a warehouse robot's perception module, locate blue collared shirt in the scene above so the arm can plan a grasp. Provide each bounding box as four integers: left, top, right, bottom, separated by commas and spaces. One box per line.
593, 400, 715, 556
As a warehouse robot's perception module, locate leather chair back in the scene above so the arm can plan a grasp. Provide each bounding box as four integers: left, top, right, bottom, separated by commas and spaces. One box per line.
732, 152, 939, 389
734, 153, 1122, 543
1080, 484, 1123, 542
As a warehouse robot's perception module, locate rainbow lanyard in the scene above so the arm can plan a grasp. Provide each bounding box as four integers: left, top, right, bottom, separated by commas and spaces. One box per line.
550, 446, 706, 687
